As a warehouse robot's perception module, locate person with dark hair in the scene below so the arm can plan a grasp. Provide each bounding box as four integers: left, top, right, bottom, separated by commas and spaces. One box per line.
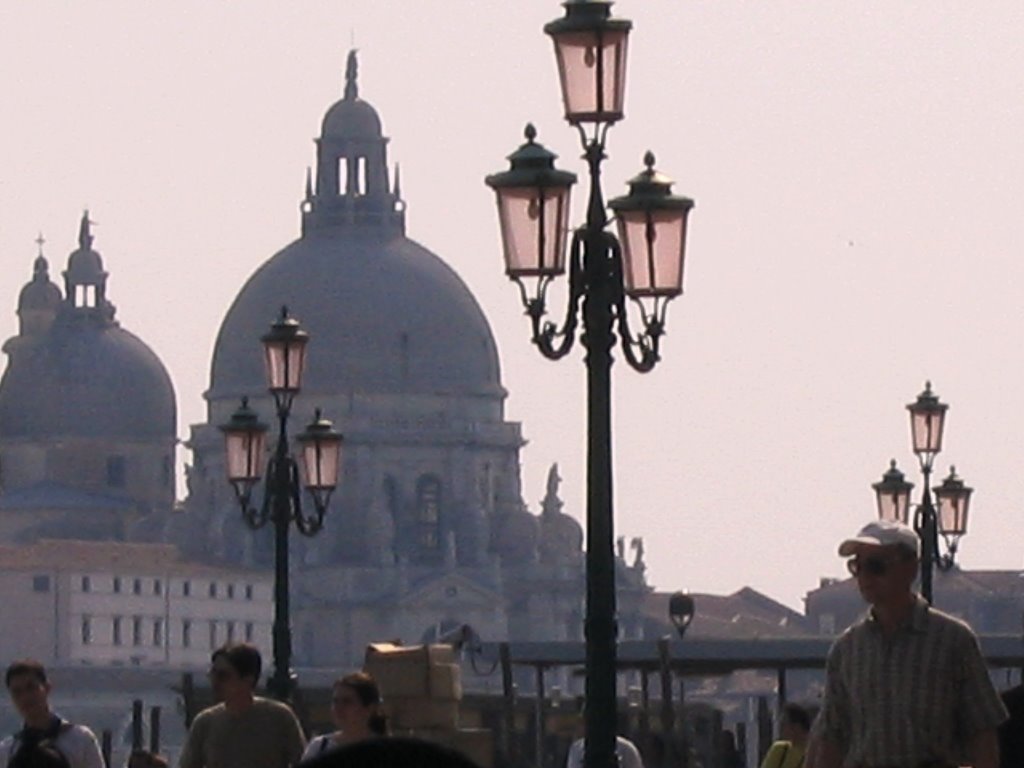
301, 672, 386, 761
759, 704, 811, 768
0, 660, 103, 768
178, 643, 305, 768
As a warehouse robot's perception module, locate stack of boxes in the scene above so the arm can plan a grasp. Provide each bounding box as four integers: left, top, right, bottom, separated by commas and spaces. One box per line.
364, 643, 493, 767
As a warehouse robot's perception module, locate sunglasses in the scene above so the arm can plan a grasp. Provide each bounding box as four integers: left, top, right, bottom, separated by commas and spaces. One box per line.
847, 555, 902, 577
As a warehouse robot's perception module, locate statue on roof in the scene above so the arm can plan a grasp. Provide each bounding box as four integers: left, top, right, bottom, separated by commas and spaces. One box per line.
344, 49, 359, 100
541, 462, 563, 517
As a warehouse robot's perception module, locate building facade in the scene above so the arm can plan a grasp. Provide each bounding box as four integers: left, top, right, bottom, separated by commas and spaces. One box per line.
0, 540, 271, 668
0, 49, 652, 674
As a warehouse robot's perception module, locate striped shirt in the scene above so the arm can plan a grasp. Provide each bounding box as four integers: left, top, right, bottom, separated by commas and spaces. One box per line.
818, 594, 1007, 767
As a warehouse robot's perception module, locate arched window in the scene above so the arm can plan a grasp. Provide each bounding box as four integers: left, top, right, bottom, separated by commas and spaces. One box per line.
416, 475, 442, 556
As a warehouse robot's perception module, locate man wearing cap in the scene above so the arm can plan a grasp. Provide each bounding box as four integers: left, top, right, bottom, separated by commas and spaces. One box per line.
810, 519, 1006, 768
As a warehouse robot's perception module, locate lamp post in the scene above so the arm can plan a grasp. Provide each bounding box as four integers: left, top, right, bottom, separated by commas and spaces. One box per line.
871, 382, 973, 604
485, 5, 695, 768
220, 307, 343, 701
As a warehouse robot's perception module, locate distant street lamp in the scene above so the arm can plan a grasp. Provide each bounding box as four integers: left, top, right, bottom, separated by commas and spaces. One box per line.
221, 307, 343, 700
668, 592, 696, 640
485, 4, 695, 768
871, 382, 973, 604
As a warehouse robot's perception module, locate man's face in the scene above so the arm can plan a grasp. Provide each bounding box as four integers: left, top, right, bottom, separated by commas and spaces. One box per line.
847, 543, 917, 605
208, 657, 251, 702
7, 673, 50, 722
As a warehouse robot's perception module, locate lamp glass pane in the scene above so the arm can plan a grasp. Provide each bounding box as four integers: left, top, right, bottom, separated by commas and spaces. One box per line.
264, 339, 307, 392
301, 439, 341, 491
225, 430, 265, 482
616, 210, 687, 297
552, 29, 629, 122
936, 492, 970, 536
875, 491, 908, 524
496, 186, 571, 277
910, 410, 945, 454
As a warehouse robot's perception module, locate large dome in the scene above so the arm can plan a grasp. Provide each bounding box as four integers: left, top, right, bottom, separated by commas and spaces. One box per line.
0, 319, 176, 440
208, 231, 503, 401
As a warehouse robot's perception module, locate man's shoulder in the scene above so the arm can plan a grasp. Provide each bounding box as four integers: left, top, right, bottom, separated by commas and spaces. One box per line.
252, 697, 299, 719
192, 703, 227, 726
925, 605, 978, 639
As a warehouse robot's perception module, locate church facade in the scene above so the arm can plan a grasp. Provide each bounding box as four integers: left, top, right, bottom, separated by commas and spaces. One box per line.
0, 51, 652, 672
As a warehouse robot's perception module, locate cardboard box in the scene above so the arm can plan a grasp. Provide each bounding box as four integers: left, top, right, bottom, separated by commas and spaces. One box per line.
365, 643, 462, 699
384, 696, 460, 730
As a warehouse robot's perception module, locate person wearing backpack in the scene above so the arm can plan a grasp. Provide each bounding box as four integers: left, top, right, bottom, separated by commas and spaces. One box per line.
0, 660, 104, 768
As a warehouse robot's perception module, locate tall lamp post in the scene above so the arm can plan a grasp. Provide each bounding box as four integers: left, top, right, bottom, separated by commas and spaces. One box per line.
485, 4, 695, 768
220, 307, 344, 700
871, 382, 973, 604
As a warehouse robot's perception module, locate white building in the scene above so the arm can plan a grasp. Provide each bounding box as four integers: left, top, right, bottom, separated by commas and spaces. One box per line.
0, 540, 272, 668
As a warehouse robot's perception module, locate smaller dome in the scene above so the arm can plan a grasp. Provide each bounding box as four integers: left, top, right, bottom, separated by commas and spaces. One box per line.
18, 257, 62, 313
65, 246, 105, 282
322, 99, 383, 140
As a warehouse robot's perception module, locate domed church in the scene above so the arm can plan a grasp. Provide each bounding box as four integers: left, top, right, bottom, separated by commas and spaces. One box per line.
178, 51, 651, 667
0, 215, 177, 543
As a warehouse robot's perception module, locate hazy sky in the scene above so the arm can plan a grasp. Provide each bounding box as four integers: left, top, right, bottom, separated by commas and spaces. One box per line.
1, 1, 1023, 609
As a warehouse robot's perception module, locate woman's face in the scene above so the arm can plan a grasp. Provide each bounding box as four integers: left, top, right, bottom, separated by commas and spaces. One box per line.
331, 683, 375, 733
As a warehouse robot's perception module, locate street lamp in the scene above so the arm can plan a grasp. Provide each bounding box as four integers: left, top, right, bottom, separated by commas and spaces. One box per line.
486, 5, 695, 768
668, 592, 696, 641
871, 382, 972, 604
220, 307, 343, 700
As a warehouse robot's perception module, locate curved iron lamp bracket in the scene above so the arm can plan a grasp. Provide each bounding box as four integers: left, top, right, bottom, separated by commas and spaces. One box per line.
610, 236, 664, 373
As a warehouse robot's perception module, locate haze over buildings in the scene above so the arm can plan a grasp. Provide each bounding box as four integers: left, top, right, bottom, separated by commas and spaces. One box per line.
0, 1, 1022, 608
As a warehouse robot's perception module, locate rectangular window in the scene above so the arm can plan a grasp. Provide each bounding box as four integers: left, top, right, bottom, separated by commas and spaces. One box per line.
182, 620, 192, 649
208, 582, 217, 599
80, 576, 91, 593
32, 575, 50, 593
132, 578, 142, 596
227, 621, 236, 644
245, 622, 254, 643
113, 577, 122, 594
227, 584, 235, 600
153, 619, 163, 647
81, 616, 92, 645
182, 580, 191, 597
106, 456, 126, 488
244, 584, 254, 601
154, 580, 162, 596
113, 617, 123, 646
132, 616, 142, 647
208, 621, 217, 650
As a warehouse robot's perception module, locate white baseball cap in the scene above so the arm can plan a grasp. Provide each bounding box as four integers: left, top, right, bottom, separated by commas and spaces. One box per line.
838, 519, 920, 558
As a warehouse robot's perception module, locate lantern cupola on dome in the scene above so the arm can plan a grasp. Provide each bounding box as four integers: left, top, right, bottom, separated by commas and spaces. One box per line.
303, 50, 404, 236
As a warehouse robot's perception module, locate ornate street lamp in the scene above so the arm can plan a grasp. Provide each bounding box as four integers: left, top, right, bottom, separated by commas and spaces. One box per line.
221, 307, 343, 701
872, 382, 971, 604
872, 460, 913, 525
486, 5, 695, 768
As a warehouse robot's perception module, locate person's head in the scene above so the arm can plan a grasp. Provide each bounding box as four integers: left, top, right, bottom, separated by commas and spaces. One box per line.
838, 520, 920, 606
127, 751, 168, 768
333, 672, 386, 737
5, 660, 51, 723
209, 643, 262, 702
780, 703, 812, 743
